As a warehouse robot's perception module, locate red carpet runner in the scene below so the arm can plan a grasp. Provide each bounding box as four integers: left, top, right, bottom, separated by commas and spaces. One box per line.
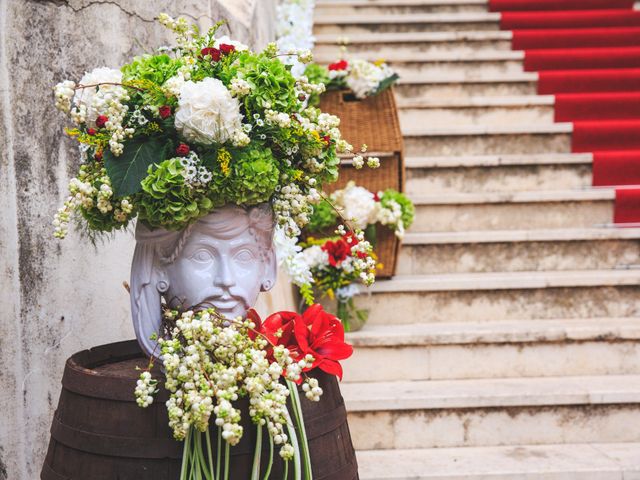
489, 0, 640, 223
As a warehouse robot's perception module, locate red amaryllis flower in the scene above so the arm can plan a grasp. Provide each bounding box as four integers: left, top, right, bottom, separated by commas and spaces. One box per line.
95, 115, 108, 128
322, 238, 351, 267
200, 47, 221, 61
159, 105, 172, 119
294, 304, 353, 380
219, 44, 236, 55
258, 310, 298, 349
176, 143, 190, 157
328, 59, 348, 71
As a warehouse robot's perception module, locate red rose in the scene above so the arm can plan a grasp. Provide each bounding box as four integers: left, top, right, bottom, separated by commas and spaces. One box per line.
293, 304, 353, 380
95, 115, 108, 128
322, 238, 351, 267
176, 143, 190, 157
219, 44, 235, 55
373, 192, 380, 202
328, 60, 348, 71
159, 105, 172, 119
200, 47, 221, 61
86, 128, 97, 136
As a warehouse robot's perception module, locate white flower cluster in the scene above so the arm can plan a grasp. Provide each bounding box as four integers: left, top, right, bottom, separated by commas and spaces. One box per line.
273, 225, 315, 287
141, 309, 320, 460
53, 80, 75, 113
330, 182, 406, 239
178, 152, 213, 187
135, 371, 158, 408
229, 77, 252, 97
342, 227, 377, 285
331, 182, 378, 230
273, 182, 316, 237
345, 59, 397, 100
175, 78, 244, 146
52, 167, 134, 239
276, 0, 316, 78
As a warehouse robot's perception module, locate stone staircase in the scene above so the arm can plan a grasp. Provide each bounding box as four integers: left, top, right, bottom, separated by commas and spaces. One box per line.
314, 0, 640, 478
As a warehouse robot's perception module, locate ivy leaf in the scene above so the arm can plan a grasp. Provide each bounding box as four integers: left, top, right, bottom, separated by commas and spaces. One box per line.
104, 137, 173, 197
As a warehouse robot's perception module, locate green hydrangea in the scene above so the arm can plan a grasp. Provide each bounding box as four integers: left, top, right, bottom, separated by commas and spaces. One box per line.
121, 54, 183, 86
380, 189, 415, 230
137, 159, 213, 229
234, 52, 299, 114
225, 147, 280, 205
306, 199, 337, 233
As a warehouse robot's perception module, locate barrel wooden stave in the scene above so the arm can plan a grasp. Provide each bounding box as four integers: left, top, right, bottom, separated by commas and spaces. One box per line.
42, 340, 358, 480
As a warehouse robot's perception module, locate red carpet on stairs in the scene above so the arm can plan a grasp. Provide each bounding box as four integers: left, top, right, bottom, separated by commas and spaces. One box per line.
500, 10, 640, 30
538, 69, 640, 94
489, 0, 635, 12
512, 27, 640, 50
491, 2, 640, 223
524, 47, 640, 71
594, 152, 640, 187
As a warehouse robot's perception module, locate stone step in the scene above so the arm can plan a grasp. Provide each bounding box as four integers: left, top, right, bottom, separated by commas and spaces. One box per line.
358, 269, 640, 325
313, 12, 501, 34
314, 31, 513, 57
315, 0, 489, 15
344, 318, 640, 382
403, 123, 572, 156
396, 72, 539, 100
342, 375, 640, 449
405, 153, 592, 194
397, 227, 640, 275
357, 443, 640, 479
398, 95, 555, 127
316, 50, 524, 76
409, 189, 612, 232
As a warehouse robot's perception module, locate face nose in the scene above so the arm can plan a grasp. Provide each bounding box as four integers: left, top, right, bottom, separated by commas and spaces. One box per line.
214, 258, 236, 289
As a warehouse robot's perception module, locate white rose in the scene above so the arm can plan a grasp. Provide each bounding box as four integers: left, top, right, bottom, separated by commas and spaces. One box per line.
332, 182, 378, 230
174, 78, 243, 145
73, 67, 124, 126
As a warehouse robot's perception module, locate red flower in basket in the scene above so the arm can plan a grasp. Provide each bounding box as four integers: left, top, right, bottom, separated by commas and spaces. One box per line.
322, 237, 351, 267
328, 59, 348, 71
200, 47, 221, 61
294, 304, 354, 380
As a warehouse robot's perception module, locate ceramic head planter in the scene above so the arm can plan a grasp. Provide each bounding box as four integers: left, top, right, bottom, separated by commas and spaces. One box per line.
130, 204, 277, 359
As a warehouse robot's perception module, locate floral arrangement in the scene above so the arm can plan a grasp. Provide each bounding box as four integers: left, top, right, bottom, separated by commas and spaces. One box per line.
51, 14, 347, 241
293, 227, 377, 331
136, 303, 352, 479
308, 181, 415, 240
305, 58, 399, 100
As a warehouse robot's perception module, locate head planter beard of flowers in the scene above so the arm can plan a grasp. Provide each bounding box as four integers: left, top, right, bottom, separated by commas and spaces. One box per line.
52, 14, 352, 244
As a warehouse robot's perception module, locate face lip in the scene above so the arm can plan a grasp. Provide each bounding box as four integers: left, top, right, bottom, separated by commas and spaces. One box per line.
199, 296, 241, 312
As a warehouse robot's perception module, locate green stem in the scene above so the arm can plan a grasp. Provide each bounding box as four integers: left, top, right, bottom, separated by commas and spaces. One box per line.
223, 442, 230, 480
286, 413, 302, 480
282, 459, 289, 480
216, 427, 222, 480
206, 429, 216, 480
263, 432, 274, 480
251, 424, 263, 480
180, 428, 192, 480
192, 431, 202, 480
196, 431, 212, 480
287, 381, 313, 479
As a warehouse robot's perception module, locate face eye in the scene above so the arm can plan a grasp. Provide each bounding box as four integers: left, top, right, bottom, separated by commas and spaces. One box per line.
190, 248, 214, 264
234, 249, 256, 264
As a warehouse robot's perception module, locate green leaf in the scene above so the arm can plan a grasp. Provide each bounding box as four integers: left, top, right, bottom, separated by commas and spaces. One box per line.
104, 137, 173, 197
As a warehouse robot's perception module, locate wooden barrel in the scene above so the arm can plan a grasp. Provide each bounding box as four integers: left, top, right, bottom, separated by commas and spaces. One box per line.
41, 340, 359, 480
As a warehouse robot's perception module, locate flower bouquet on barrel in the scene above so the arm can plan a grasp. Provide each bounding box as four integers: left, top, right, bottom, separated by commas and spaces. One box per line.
47, 13, 379, 480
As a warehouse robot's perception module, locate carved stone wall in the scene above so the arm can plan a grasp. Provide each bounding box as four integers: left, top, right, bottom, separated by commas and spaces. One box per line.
0, 1, 283, 478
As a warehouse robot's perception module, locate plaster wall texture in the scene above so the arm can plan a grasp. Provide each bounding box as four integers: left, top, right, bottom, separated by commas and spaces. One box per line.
0, 1, 286, 478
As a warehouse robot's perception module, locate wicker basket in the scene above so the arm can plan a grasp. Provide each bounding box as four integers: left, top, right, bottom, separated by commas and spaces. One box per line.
320, 88, 405, 278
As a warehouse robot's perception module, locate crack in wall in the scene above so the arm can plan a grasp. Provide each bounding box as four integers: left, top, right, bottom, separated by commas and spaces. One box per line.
36, 0, 156, 23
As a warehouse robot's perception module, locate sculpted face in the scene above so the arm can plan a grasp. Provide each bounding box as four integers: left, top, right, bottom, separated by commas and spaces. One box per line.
131, 204, 277, 359
163, 226, 267, 319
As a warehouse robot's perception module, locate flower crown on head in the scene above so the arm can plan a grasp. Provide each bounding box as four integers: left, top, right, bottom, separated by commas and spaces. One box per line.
52, 14, 352, 241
